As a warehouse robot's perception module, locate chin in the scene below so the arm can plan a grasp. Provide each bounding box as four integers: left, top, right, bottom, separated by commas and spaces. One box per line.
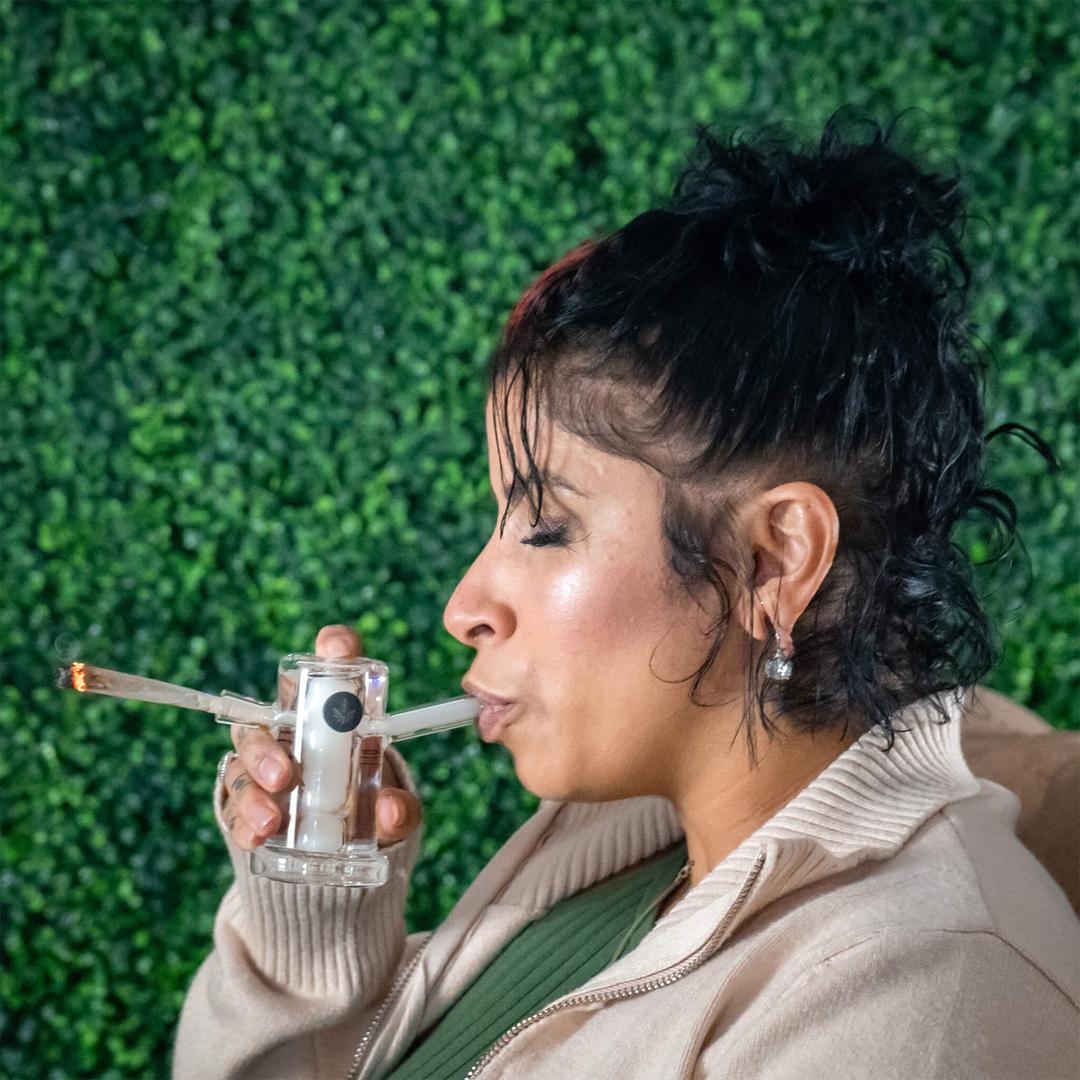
511, 763, 570, 802
507, 748, 578, 802
509, 751, 620, 804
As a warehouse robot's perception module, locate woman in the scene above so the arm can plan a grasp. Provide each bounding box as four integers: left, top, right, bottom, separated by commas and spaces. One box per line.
173, 116, 1079, 1079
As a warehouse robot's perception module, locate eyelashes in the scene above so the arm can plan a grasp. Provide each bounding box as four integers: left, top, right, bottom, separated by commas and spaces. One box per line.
488, 492, 572, 548
521, 521, 570, 548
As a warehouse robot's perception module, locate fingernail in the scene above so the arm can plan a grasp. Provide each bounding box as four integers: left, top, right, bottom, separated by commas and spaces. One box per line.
378, 799, 403, 833
254, 808, 277, 833
260, 759, 286, 787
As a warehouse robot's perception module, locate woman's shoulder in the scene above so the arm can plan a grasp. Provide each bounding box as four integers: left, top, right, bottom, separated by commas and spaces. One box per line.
961, 683, 1055, 737
687, 786, 1079, 1080
712, 889, 1078, 1079
960, 684, 1080, 910
729, 779, 1079, 1011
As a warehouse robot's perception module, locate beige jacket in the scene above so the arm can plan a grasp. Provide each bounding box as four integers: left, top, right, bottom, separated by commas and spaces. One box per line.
173, 688, 1080, 1079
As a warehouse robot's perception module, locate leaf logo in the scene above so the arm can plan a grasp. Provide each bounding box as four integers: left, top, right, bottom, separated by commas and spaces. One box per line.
323, 691, 363, 733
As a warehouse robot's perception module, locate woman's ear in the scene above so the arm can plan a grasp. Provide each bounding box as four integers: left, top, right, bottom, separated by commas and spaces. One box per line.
734, 482, 839, 648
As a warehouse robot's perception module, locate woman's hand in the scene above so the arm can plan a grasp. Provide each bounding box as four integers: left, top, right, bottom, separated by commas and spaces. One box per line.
220, 623, 423, 850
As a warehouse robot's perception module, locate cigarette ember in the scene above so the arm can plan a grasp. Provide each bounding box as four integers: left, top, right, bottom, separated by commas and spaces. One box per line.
54, 662, 88, 691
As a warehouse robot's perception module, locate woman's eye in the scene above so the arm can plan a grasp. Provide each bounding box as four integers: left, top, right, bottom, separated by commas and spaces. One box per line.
521, 523, 569, 548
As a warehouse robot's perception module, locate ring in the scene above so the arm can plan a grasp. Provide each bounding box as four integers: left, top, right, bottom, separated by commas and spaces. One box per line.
217, 750, 238, 789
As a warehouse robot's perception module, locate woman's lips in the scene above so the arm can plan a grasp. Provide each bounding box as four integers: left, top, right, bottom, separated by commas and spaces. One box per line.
476, 701, 517, 742
462, 679, 518, 741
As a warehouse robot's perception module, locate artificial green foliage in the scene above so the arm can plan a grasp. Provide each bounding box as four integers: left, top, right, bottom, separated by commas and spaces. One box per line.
1, 0, 1076, 1075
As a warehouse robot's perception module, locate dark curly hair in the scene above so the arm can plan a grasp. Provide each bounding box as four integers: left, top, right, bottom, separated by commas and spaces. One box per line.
488, 112, 1057, 759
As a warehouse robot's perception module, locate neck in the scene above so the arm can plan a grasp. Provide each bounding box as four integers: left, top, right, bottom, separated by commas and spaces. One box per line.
669, 714, 860, 888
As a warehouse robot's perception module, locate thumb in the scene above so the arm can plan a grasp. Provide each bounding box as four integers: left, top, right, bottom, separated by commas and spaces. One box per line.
315, 623, 363, 658
376, 788, 421, 846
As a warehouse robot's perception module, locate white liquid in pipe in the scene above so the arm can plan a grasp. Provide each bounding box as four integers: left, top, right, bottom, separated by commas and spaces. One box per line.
293, 674, 356, 853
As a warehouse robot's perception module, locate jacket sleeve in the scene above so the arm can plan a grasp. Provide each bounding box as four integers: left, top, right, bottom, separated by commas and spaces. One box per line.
707, 928, 1080, 1080
172, 744, 427, 1080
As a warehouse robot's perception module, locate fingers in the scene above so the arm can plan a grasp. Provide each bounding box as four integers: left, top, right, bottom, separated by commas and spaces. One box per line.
353, 738, 422, 847
221, 731, 421, 849
316, 624, 363, 658
230, 724, 297, 792
375, 787, 423, 846
221, 751, 288, 850
368, 749, 423, 847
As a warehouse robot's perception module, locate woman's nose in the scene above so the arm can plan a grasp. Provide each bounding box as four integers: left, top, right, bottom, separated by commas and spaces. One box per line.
443, 553, 516, 648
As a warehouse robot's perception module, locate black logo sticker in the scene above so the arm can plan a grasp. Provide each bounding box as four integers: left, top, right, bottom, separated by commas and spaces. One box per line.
323, 691, 363, 733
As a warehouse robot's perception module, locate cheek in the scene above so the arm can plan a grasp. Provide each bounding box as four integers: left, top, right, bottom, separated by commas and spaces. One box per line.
511, 552, 690, 799
545, 543, 668, 640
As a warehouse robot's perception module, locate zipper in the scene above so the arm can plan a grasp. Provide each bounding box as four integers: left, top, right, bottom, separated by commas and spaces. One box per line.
346, 932, 434, 1080
349, 804, 571, 1079
608, 860, 692, 966
461, 849, 767, 1080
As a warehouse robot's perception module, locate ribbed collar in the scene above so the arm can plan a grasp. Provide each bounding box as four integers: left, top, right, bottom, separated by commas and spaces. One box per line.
578, 686, 984, 988
675, 685, 979, 902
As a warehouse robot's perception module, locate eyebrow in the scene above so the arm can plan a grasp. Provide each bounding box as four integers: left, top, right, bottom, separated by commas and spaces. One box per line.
501, 472, 589, 501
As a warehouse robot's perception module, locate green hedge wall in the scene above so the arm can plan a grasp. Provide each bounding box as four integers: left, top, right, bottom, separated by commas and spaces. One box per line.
2, 0, 1076, 1075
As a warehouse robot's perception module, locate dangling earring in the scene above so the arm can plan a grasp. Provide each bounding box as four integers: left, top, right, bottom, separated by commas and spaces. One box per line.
758, 597, 794, 681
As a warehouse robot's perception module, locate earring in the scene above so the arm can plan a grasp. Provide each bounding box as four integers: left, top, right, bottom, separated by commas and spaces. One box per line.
758, 597, 794, 681
765, 630, 794, 681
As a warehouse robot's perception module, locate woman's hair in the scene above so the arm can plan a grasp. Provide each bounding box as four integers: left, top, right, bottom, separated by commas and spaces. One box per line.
487, 111, 1057, 758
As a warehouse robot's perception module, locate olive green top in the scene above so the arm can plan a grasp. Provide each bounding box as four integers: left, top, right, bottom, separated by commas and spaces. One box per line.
385, 840, 689, 1080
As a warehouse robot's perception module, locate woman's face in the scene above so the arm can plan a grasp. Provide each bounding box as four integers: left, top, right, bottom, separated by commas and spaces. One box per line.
443, 395, 745, 803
